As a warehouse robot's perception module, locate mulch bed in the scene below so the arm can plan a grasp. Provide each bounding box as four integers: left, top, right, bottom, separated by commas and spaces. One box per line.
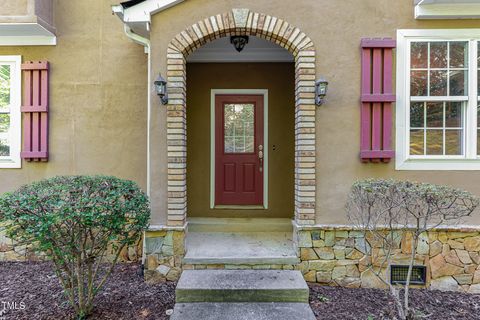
309, 283, 480, 320
0, 262, 175, 320
2, 262, 480, 319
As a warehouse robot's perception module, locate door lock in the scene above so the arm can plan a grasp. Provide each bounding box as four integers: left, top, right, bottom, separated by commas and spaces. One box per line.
258, 145, 263, 172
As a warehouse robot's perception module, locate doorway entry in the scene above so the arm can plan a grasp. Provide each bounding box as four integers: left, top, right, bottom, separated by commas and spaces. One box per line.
213, 93, 266, 207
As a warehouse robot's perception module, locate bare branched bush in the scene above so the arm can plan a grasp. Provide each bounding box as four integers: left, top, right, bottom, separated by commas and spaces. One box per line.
347, 179, 479, 320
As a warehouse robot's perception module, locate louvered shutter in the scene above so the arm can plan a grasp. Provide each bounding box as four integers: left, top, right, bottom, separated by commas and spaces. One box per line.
360, 38, 396, 162
20, 61, 49, 161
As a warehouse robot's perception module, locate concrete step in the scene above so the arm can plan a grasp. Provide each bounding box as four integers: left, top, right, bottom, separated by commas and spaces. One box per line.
184, 231, 299, 265
176, 270, 309, 303
188, 218, 293, 233
170, 302, 316, 320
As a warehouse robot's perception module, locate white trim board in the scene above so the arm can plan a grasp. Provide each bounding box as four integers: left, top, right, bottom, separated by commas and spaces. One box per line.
415, 1, 480, 19
210, 89, 269, 209
0, 24, 56, 46
0, 55, 22, 168
395, 29, 480, 170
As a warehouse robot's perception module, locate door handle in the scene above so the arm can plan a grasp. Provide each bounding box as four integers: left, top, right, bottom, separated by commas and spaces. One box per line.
258, 145, 263, 172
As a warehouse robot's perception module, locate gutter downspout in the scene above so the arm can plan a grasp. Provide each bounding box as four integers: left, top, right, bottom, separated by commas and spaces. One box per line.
121, 23, 152, 270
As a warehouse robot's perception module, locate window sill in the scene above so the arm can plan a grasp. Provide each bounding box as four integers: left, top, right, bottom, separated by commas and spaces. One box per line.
0, 158, 21, 169
396, 158, 480, 171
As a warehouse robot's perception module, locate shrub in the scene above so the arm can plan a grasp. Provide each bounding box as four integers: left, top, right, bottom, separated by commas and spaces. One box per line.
347, 179, 479, 320
0, 175, 150, 319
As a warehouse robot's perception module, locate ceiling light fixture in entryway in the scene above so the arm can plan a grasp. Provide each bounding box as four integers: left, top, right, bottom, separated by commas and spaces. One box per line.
230, 36, 249, 52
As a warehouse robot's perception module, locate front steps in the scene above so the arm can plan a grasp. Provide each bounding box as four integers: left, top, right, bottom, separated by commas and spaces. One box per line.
184, 218, 299, 266
170, 270, 315, 320
170, 303, 316, 320
176, 270, 309, 303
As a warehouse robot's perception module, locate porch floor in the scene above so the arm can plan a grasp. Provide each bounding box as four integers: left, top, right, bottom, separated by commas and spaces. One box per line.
184, 218, 299, 265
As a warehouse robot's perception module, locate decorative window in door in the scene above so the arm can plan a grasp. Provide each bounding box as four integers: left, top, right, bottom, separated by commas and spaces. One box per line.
224, 104, 255, 153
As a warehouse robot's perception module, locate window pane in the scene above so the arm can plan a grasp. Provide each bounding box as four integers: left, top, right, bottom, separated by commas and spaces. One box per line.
0, 113, 9, 133
478, 104, 480, 156
224, 103, 254, 153
411, 42, 428, 68
445, 129, 462, 155
426, 102, 443, 128
449, 42, 468, 68
478, 129, 480, 156
0, 138, 9, 156
449, 70, 466, 96
411, 71, 428, 96
429, 70, 447, 96
426, 130, 443, 155
410, 129, 424, 155
430, 42, 448, 68
0, 65, 11, 111
445, 102, 462, 127
410, 102, 424, 127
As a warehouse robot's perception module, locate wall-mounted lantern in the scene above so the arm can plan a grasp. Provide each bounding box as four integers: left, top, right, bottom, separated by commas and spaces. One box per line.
315, 78, 329, 106
154, 74, 168, 105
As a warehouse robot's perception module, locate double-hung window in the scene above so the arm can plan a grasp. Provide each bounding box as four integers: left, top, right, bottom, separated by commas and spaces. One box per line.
0, 56, 21, 168
396, 30, 480, 170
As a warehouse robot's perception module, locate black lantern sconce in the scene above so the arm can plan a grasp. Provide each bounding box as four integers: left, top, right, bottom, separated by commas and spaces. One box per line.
315, 78, 329, 106
230, 35, 249, 52
154, 74, 168, 105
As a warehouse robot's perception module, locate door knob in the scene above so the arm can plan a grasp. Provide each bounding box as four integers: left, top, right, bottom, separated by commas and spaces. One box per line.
258, 145, 263, 172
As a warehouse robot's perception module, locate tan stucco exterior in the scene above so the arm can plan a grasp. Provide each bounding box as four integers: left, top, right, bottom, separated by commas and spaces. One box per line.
147, 0, 480, 226
1, 0, 480, 227
0, 0, 148, 195
0, 0, 54, 31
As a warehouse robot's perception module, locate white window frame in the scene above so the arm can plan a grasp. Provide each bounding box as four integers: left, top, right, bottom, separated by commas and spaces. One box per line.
396, 29, 479, 170
0, 55, 22, 169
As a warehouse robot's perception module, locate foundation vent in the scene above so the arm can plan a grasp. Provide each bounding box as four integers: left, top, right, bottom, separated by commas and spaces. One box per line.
390, 265, 426, 285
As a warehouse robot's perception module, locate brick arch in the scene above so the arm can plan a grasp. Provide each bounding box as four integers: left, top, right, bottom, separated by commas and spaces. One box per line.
165, 8, 316, 227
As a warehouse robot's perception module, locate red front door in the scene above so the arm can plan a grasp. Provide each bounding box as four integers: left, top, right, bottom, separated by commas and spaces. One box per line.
215, 94, 264, 206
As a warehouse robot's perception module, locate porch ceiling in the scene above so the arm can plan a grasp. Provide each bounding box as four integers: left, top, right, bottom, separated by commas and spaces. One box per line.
186, 36, 294, 63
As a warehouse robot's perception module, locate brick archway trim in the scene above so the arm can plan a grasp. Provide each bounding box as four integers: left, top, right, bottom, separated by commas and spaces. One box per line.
166, 8, 316, 226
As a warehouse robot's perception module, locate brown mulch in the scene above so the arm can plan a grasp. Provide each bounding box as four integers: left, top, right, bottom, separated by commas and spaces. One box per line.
0, 261, 175, 320
309, 283, 480, 320
2, 262, 480, 320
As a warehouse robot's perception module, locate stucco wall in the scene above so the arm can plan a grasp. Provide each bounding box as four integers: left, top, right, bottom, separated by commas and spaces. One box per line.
0, 0, 28, 16
0, 1, 148, 195
186, 63, 295, 219
149, 0, 480, 226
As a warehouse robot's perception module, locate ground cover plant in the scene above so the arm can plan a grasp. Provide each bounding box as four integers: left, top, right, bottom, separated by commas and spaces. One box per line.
0, 176, 150, 319
347, 179, 479, 320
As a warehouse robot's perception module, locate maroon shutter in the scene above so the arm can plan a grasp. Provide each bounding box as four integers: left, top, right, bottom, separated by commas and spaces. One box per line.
20, 61, 49, 162
360, 38, 396, 163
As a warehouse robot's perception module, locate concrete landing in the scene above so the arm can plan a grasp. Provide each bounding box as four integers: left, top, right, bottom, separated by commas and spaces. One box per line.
169, 302, 316, 320
188, 218, 293, 233
176, 270, 309, 303
184, 231, 299, 265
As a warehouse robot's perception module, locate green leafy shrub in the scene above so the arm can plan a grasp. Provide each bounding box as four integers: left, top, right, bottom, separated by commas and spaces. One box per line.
0, 175, 150, 319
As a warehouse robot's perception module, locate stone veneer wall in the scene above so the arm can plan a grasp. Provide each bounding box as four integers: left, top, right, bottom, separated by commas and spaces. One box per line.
295, 227, 480, 293
0, 222, 142, 263
144, 230, 185, 282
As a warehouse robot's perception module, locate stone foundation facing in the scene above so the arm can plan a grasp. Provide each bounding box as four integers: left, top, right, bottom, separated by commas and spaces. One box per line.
144, 229, 186, 282
294, 226, 480, 293
3, 221, 480, 293
0, 222, 142, 263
